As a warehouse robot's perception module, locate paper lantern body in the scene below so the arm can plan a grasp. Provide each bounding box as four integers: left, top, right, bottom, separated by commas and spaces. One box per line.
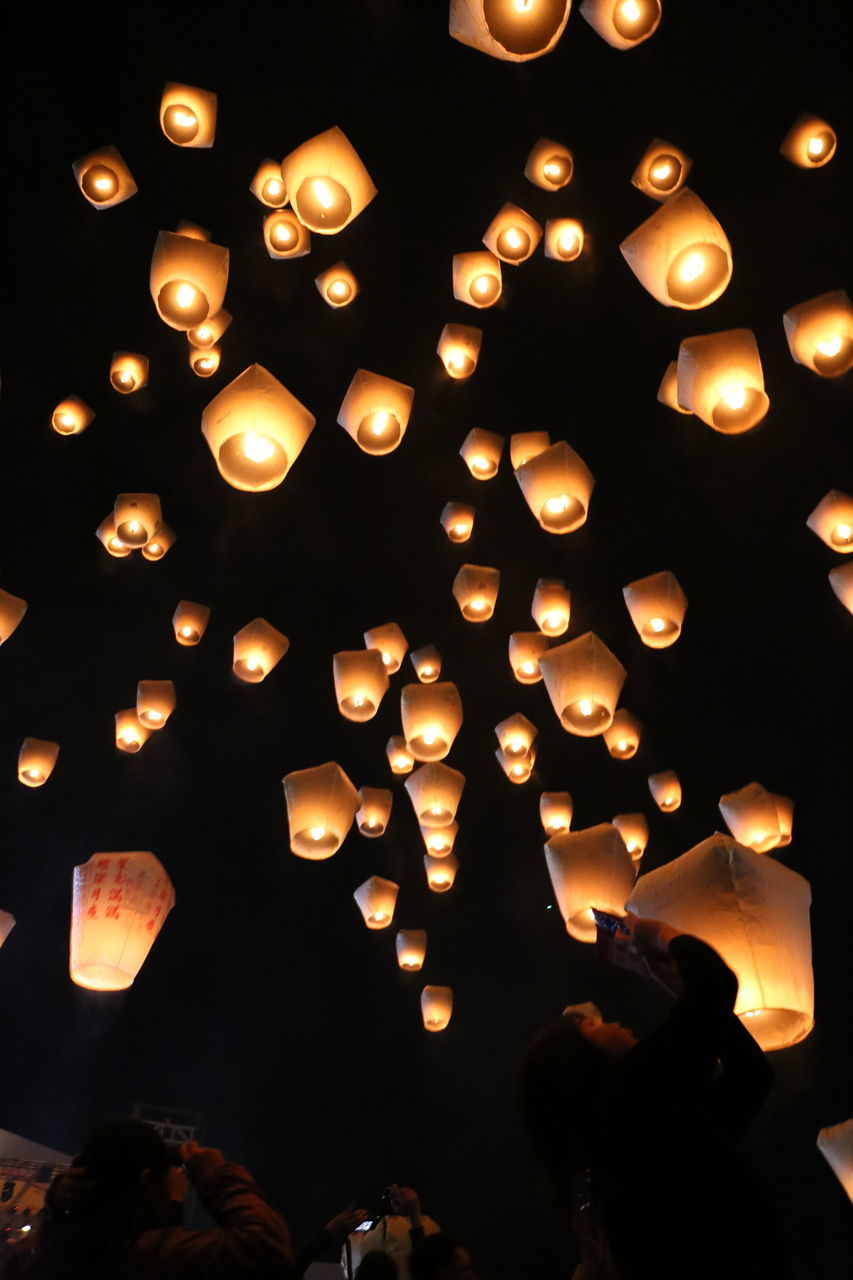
356, 787, 393, 837
648, 769, 681, 812
338, 370, 414, 456
264, 210, 312, 259
539, 632, 626, 736
354, 876, 399, 929
18, 738, 59, 787
497, 744, 537, 783
420, 821, 459, 857
460, 427, 503, 480
441, 502, 475, 542
453, 250, 503, 308
114, 494, 161, 548
188, 310, 231, 349
627, 834, 814, 1050
603, 708, 642, 759
495, 712, 537, 758
525, 136, 573, 190
807, 491, 853, 553
202, 364, 315, 492
70, 852, 175, 991
405, 762, 465, 827
90, 516, 130, 559
115, 709, 150, 753
284, 761, 359, 859
631, 138, 692, 200
483, 203, 543, 265
0, 911, 15, 948
110, 351, 149, 393
333, 649, 389, 721
282, 126, 376, 234
401, 682, 463, 761
425, 851, 459, 893
620, 189, 732, 310
612, 812, 649, 865
580, 0, 662, 49
719, 782, 794, 854
449, 0, 571, 61
545, 219, 584, 261
250, 159, 288, 207
189, 346, 221, 378
150, 230, 229, 331
623, 570, 688, 647
452, 564, 500, 621
532, 578, 571, 636
438, 323, 482, 378
677, 329, 769, 434
397, 929, 427, 971
386, 735, 414, 775
657, 361, 692, 413
783, 290, 853, 377
317, 262, 359, 309
233, 618, 289, 682
817, 1121, 853, 1203
780, 113, 837, 168
141, 525, 176, 561
52, 395, 95, 436
173, 601, 210, 647
510, 431, 551, 470
540, 791, 573, 834
160, 83, 217, 147
0, 589, 27, 644
516, 441, 595, 533
136, 680, 176, 730
545, 823, 636, 941
509, 631, 549, 683
363, 622, 408, 674
73, 146, 137, 209
421, 984, 453, 1030
829, 562, 853, 614
411, 644, 442, 683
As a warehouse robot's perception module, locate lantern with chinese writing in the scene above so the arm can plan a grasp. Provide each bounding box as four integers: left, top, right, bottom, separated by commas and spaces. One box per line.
497, 745, 537, 783
364, 622, 408, 673
516, 442, 595, 533
421, 984, 453, 1030
783, 291, 852, 377
449, 0, 571, 61
525, 136, 573, 190
632, 139, 691, 200
250, 159, 287, 207
545, 823, 636, 942
620, 189, 732, 309
150, 229, 228, 331
718, 782, 794, 854
509, 631, 549, 684
188, 310, 232, 349
677, 330, 769, 434
544, 219, 584, 262
460, 428, 503, 480
807, 491, 853, 552
532, 578, 571, 636
830, 562, 853, 614
356, 788, 393, 837
0, 589, 27, 644
160, 83, 217, 146
612, 813, 649, 866
387, 736, 415, 774
202, 364, 315, 492
648, 769, 681, 812
495, 712, 537, 758
438, 323, 482, 379
452, 564, 500, 621
623, 570, 687, 647
17, 738, 59, 787
110, 351, 149, 393
441, 502, 475, 543
264, 210, 311, 259
397, 929, 427, 971
114, 494, 161, 548
317, 262, 359, 308
817, 1121, 853, 1203
483, 203, 542, 264
141, 526, 176, 561
510, 432, 551, 469
405, 761, 465, 827
172, 601, 210, 647
136, 680, 175, 731
603, 709, 642, 759
657, 361, 692, 414
282, 126, 376, 234
233, 618, 289, 683
189, 346, 221, 378
0, 911, 14, 948
780, 113, 837, 168
627, 834, 814, 1050
401, 682, 463, 760
73, 146, 137, 209
71, 851, 175, 991
540, 791, 573, 835
52, 396, 94, 436
354, 876, 399, 929
453, 250, 503, 307
540, 632, 626, 736
420, 821, 458, 857
425, 851, 459, 893
333, 650, 389, 722
411, 645, 442, 683
580, 0, 661, 48
284, 761, 359, 859
339, 372, 414, 457
115, 709, 150, 754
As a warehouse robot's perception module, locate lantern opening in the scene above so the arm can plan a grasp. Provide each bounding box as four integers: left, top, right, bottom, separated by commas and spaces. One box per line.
163, 104, 199, 143
539, 492, 585, 533
710, 386, 770, 434
294, 177, 352, 231
217, 432, 289, 490
157, 279, 209, 327
116, 519, 149, 547
543, 156, 570, 185
81, 164, 119, 202
613, 0, 659, 39
648, 154, 682, 192
481, 0, 569, 56
563, 698, 610, 733
496, 226, 531, 260
357, 410, 402, 452
813, 334, 852, 375
666, 244, 730, 306
70, 961, 139, 992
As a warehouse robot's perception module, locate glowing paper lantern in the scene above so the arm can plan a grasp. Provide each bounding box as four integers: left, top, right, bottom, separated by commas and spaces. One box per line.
780, 113, 837, 168
632, 139, 691, 200
420, 821, 459, 857
603, 709, 642, 759
452, 564, 500, 621
176, 220, 211, 241
17, 738, 59, 787
282, 126, 376, 234
73, 146, 137, 209
405, 762, 465, 827
829, 562, 853, 614
386, 736, 414, 775
250, 159, 288, 207
110, 352, 149, 394
719, 782, 794, 854
438, 322, 482, 380
510, 432, 551, 469
540, 791, 573, 835
354, 876, 399, 929
114, 494, 161, 548
516, 441, 595, 533
52, 396, 94, 436
453, 250, 503, 307
160, 83, 217, 147
539, 632, 627, 737
356, 788, 393, 838
0, 911, 15, 948
544, 218, 584, 262
411, 645, 442, 683
115, 709, 150, 753
425, 851, 459, 893
677, 330, 769, 434
807, 491, 853, 553
495, 712, 537, 758
283, 761, 359, 859
364, 622, 408, 673
532, 579, 571, 636
545, 823, 636, 942
422, 984, 453, 1031
460, 428, 503, 480
525, 137, 574, 190
449, 0, 570, 60
189, 346, 221, 378
150, 230, 229, 331
612, 813, 649, 866
627, 834, 814, 1050
0, 589, 27, 644
620, 189, 732, 310
401, 682, 463, 761
397, 929, 427, 971
71, 851, 175, 991
233, 618, 289, 683
97, 516, 131, 558
202, 364, 315, 492
657, 361, 691, 414
188, 310, 231, 349
441, 502, 475, 543
264, 210, 311, 259
783, 291, 853, 377
333, 650, 390, 722
509, 631, 549, 684
817, 1121, 853, 1203
623, 570, 687, 647
317, 262, 359, 308
580, 0, 661, 48
338, 371, 414, 457
172, 601, 210, 646
648, 769, 681, 812
497, 745, 537, 783
141, 526, 176, 562
483, 203, 542, 265
136, 680, 175, 731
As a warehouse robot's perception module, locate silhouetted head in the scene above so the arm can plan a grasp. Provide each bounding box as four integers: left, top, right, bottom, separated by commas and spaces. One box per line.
410, 1234, 475, 1280
77, 1119, 172, 1199
354, 1250, 400, 1280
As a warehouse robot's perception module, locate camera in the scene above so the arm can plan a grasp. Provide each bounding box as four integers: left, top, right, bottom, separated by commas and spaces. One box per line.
356, 1186, 397, 1231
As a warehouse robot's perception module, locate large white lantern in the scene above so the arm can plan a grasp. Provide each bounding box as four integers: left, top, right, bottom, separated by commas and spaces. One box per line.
718, 782, 794, 853
281, 126, 376, 234
623, 570, 688, 646
539, 632, 627, 736
676, 329, 769, 434
70, 852, 175, 991
333, 650, 390, 721
283, 761, 359, 859
405, 762, 465, 827
449, 1, 571, 62
202, 364, 315, 492
338, 371, 414, 456
160, 83, 217, 147
783, 290, 853, 377
620, 189, 732, 310
515, 442, 595, 533
150, 229, 229, 331
400, 682, 463, 761
354, 876, 399, 930
580, 0, 662, 48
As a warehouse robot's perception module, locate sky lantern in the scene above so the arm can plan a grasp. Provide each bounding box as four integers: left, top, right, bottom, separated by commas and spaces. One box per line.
497, 744, 537, 783
150, 229, 229, 331
114, 710, 150, 754
233, 618, 289, 682
452, 564, 500, 621
531, 578, 571, 636
250, 159, 288, 207
202, 364, 316, 492
160, 82, 217, 146
628, 834, 814, 1051
73, 146, 137, 209
460, 428, 503, 480
172, 601, 210, 647
411, 644, 442, 683
631, 138, 692, 200
509, 631, 549, 684
333, 649, 390, 721
580, 0, 662, 48
422, 984, 453, 1031
441, 501, 475, 543
264, 210, 312, 259
70, 852, 175, 992
438, 323, 482, 379
0, 911, 15, 949
397, 929, 427, 971
110, 351, 149, 394
510, 432, 551, 470
623, 570, 688, 647
648, 769, 681, 812
281, 126, 376, 234
188, 310, 232, 349
603, 708, 642, 759
612, 812, 649, 867
495, 712, 537, 759
719, 782, 794, 854
677, 329, 769, 434
189, 346, 221, 378
780, 113, 837, 168
141, 526, 176, 562
364, 622, 409, 673
540, 791, 573, 835
405, 762, 465, 827
113, 494, 161, 548
539, 632, 627, 737
783, 291, 852, 377
453, 250, 503, 308
515, 441, 595, 533
338, 371, 414, 457
400, 682, 463, 760
817, 1121, 853, 1203
525, 136, 573, 190
0, 589, 27, 645
386, 736, 414, 775
620, 188, 732, 310
449, 0, 571, 61
420, 820, 459, 857
545, 823, 636, 942
829, 563, 853, 614
283, 761, 359, 859
544, 218, 584, 262
354, 876, 399, 929
136, 680, 176, 731
17, 738, 59, 787
807, 491, 853, 553
483, 203, 543, 264
657, 361, 692, 414
316, 262, 359, 308
425, 851, 459, 893
51, 396, 94, 436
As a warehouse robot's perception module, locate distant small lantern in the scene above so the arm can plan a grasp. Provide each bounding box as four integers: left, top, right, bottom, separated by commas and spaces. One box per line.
623, 570, 688, 647
110, 352, 149, 394
317, 262, 359, 309
0, 911, 14, 949
807, 491, 853, 553
401, 682, 463, 761
539, 632, 627, 737
411, 644, 442, 683
438, 323, 482, 379
452, 564, 500, 622
632, 139, 692, 200
0, 589, 27, 644
141, 526, 176, 562
425, 851, 459, 893
150, 229, 229, 332
189, 345, 221, 378
405, 761, 465, 827
460, 428, 504, 480
532, 579, 571, 636
233, 618, 289, 683
338, 371, 414, 457
397, 929, 427, 971
516, 441, 595, 533
545, 823, 636, 942
483, 203, 542, 265
497, 745, 537, 784
817, 1121, 853, 1204
17, 738, 59, 787
202, 364, 316, 492
96, 515, 131, 558
282, 126, 376, 234
441, 502, 475, 543
648, 769, 681, 812
603, 709, 642, 759
449, 0, 571, 61
115, 709, 150, 754
580, 0, 662, 49
620, 189, 732, 310
387, 735, 415, 775
354, 875, 399, 929
52, 396, 94, 436
525, 136, 573, 190
510, 432, 551, 470
540, 791, 573, 835
420, 821, 459, 857
364, 622, 409, 673
73, 145, 137, 209
829, 562, 853, 614
421, 984, 453, 1031
333, 650, 390, 722
544, 219, 584, 262
612, 812, 649, 866
160, 82, 217, 147
780, 113, 837, 169
250, 159, 288, 207
453, 250, 503, 307
264, 210, 312, 259
628, 834, 814, 1051
657, 361, 692, 414
495, 712, 537, 758
509, 632, 549, 684
188, 310, 232, 349
136, 680, 176, 731
783, 291, 853, 377
677, 330, 769, 434
114, 494, 161, 548
71, 851, 175, 991
719, 782, 794, 854
283, 761, 359, 859
172, 601, 210, 647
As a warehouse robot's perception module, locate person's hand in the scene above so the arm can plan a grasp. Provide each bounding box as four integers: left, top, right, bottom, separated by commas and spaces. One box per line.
178, 1141, 227, 1188
53, 1166, 97, 1216
625, 917, 684, 995
388, 1184, 421, 1222
324, 1203, 367, 1240
166, 1164, 188, 1203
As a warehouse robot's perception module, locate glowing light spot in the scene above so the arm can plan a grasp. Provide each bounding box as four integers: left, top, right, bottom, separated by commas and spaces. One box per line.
147, 543, 161, 555
422, 665, 434, 677
621, 0, 641, 21
197, 358, 213, 370
560, 232, 578, 255
108, 538, 124, 553
807, 136, 825, 158
60, 413, 75, 428
430, 805, 443, 816
578, 699, 593, 717
449, 349, 466, 370
505, 228, 523, 250
617, 740, 628, 753
835, 523, 852, 541
196, 327, 211, 342
372, 911, 387, 923
312, 179, 335, 209
679, 252, 705, 283
543, 161, 562, 178
453, 521, 469, 536
818, 335, 842, 357
243, 431, 275, 463
469, 597, 487, 612
274, 223, 296, 246
264, 179, 283, 198
514, 0, 534, 10
721, 385, 747, 410
118, 371, 134, 387
146, 711, 163, 723
546, 610, 564, 629
521, 660, 536, 675
510, 764, 525, 777
473, 274, 494, 296
545, 494, 570, 515
120, 734, 137, 748
310, 826, 326, 841
353, 693, 364, 707
94, 176, 113, 191
651, 162, 672, 181
173, 109, 197, 129
649, 617, 667, 633
371, 411, 390, 436
423, 731, 438, 747
127, 521, 140, 535
180, 626, 194, 638
26, 769, 42, 781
